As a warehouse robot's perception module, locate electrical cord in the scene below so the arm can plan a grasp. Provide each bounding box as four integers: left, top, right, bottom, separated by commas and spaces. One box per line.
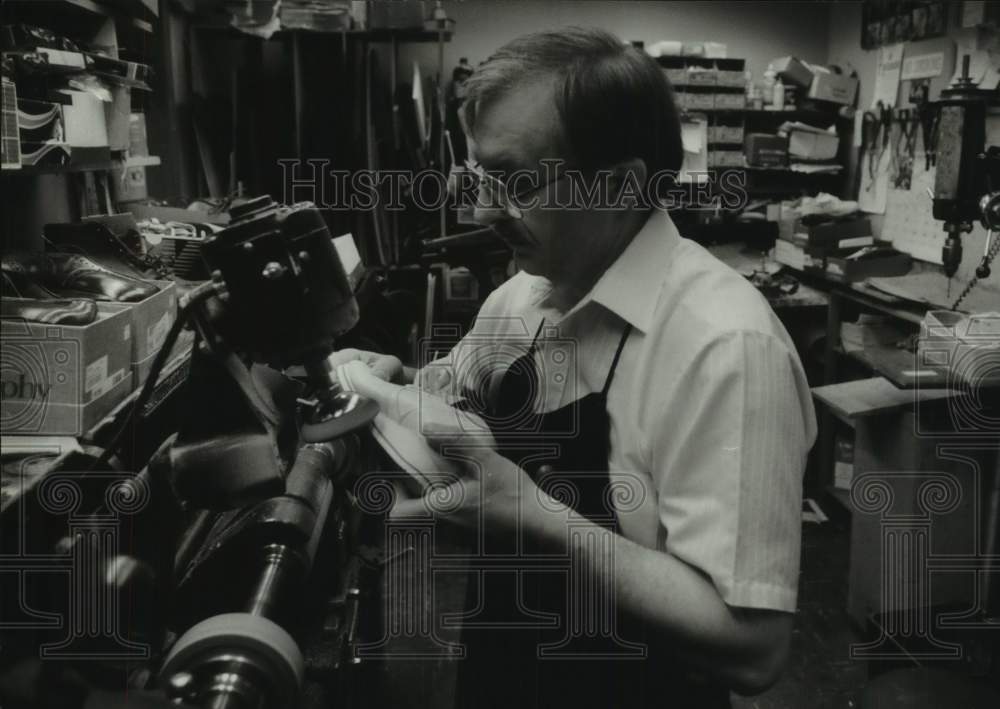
90, 282, 219, 471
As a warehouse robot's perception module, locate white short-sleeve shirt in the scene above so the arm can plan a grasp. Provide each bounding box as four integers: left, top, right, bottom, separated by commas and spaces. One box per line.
418, 208, 817, 612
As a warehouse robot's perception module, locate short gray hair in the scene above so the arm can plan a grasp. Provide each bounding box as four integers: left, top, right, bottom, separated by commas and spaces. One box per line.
461, 27, 683, 178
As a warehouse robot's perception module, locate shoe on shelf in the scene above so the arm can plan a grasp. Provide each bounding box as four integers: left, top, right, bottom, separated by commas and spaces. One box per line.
1, 296, 98, 325
2, 270, 62, 300
44, 215, 169, 280
2, 253, 160, 303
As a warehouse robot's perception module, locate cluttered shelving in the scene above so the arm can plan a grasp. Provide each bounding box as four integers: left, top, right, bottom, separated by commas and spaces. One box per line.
662, 51, 855, 202
1, 0, 160, 224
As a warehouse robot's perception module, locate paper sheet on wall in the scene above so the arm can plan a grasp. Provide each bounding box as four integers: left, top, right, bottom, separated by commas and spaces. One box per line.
859, 149, 890, 214
679, 118, 708, 183
880, 153, 943, 264
872, 43, 904, 109
901, 51, 945, 80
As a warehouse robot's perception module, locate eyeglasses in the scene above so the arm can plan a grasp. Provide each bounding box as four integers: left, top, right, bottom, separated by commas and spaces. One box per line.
454, 160, 570, 218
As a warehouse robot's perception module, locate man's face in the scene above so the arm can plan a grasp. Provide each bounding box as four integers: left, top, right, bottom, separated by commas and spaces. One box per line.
466, 79, 613, 284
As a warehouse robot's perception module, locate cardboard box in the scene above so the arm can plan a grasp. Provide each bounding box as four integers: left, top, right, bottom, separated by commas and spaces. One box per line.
366, 0, 425, 28
131, 326, 194, 389
684, 92, 716, 110
774, 238, 807, 270
772, 56, 814, 87
102, 281, 178, 366
804, 236, 876, 257
105, 86, 131, 152
714, 92, 746, 109
703, 42, 727, 58
707, 125, 744, 143
794, 216, 872, 244
786, 123, 840, 160
55, 89, 109, 148
1, 307, 133, 436
687, 68, 717, 85
808, 71, 859, 105
745, 133, 788, 167
663, 67, 687, 85
774, 238, 825, 272
709, 149, 744, 167
111, 164, 148, 203
824, 248, 911, 282
129, 113, 149, 156
716, 70, 745, 87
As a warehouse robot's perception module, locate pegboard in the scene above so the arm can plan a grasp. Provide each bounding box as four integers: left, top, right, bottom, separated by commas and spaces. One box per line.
880, 152, 944, 264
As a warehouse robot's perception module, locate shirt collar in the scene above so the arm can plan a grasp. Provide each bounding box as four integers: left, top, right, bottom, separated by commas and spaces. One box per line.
548, 208, 678, 333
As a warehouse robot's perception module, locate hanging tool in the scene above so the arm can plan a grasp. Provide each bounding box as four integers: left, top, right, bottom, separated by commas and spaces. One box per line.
862, 101, 892, 188
878, 103, 893, 155
920, 102, 940, 170
889, 108, 906, 182
892, 109, 920, 189
862, 111, 880, 186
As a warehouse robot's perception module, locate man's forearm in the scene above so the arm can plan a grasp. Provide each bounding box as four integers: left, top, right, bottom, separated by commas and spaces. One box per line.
517, 489, 792, 695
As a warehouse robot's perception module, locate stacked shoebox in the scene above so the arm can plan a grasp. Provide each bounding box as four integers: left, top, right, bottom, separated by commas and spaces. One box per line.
775, 214, 912, 282
2, 216, 178, 435
0, 307, 133, 436
43, 216, 179, 390
101, 282, 178, 389
0, 253, 136, 436
659, 56, 746, 114
773, 206, 832, 273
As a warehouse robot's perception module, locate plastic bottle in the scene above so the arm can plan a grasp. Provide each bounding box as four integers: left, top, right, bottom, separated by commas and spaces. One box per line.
773, 78, 785, 110
762, 65, 776, 106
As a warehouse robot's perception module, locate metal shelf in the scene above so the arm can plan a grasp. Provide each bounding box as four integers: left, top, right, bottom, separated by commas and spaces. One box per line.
3, 154, 160, 175
193, 22, 452, 43
8, 160, 110, 175
121, 155, 161, 168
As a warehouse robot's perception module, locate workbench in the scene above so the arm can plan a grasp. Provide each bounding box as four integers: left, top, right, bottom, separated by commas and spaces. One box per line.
710, 240, 998, 486
708, 242, 829, 309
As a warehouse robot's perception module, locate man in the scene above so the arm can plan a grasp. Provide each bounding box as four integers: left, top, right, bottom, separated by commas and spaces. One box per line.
333, 27, 816, 708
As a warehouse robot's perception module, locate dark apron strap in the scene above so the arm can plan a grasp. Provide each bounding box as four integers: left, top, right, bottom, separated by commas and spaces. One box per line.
601, 323, 633, 397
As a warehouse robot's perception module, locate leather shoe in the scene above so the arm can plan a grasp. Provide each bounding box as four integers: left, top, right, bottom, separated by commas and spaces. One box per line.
1, 296, 98, 325
1, 270, 61, 300
2, 253, 160, 303
44, 215, 169, 279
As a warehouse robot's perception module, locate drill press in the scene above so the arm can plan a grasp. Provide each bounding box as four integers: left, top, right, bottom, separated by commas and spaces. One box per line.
932, 55, 1000, 284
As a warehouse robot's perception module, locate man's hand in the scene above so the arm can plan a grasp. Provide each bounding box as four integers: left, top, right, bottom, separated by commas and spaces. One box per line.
392, 427, 537, 530
327, 348, 404, 383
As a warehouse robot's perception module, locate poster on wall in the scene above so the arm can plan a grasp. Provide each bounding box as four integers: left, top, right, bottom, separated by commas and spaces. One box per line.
872, 43, 904, 108
901, 51, 946, 80
861, 0, 948, 50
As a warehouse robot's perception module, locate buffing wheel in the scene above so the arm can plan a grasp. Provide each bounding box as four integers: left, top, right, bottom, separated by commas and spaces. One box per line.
159, 612, 304, 706
300, 390, 379, 442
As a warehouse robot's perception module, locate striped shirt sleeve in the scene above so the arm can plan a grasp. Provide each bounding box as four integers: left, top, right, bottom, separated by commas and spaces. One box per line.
648, 329, 815, 612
